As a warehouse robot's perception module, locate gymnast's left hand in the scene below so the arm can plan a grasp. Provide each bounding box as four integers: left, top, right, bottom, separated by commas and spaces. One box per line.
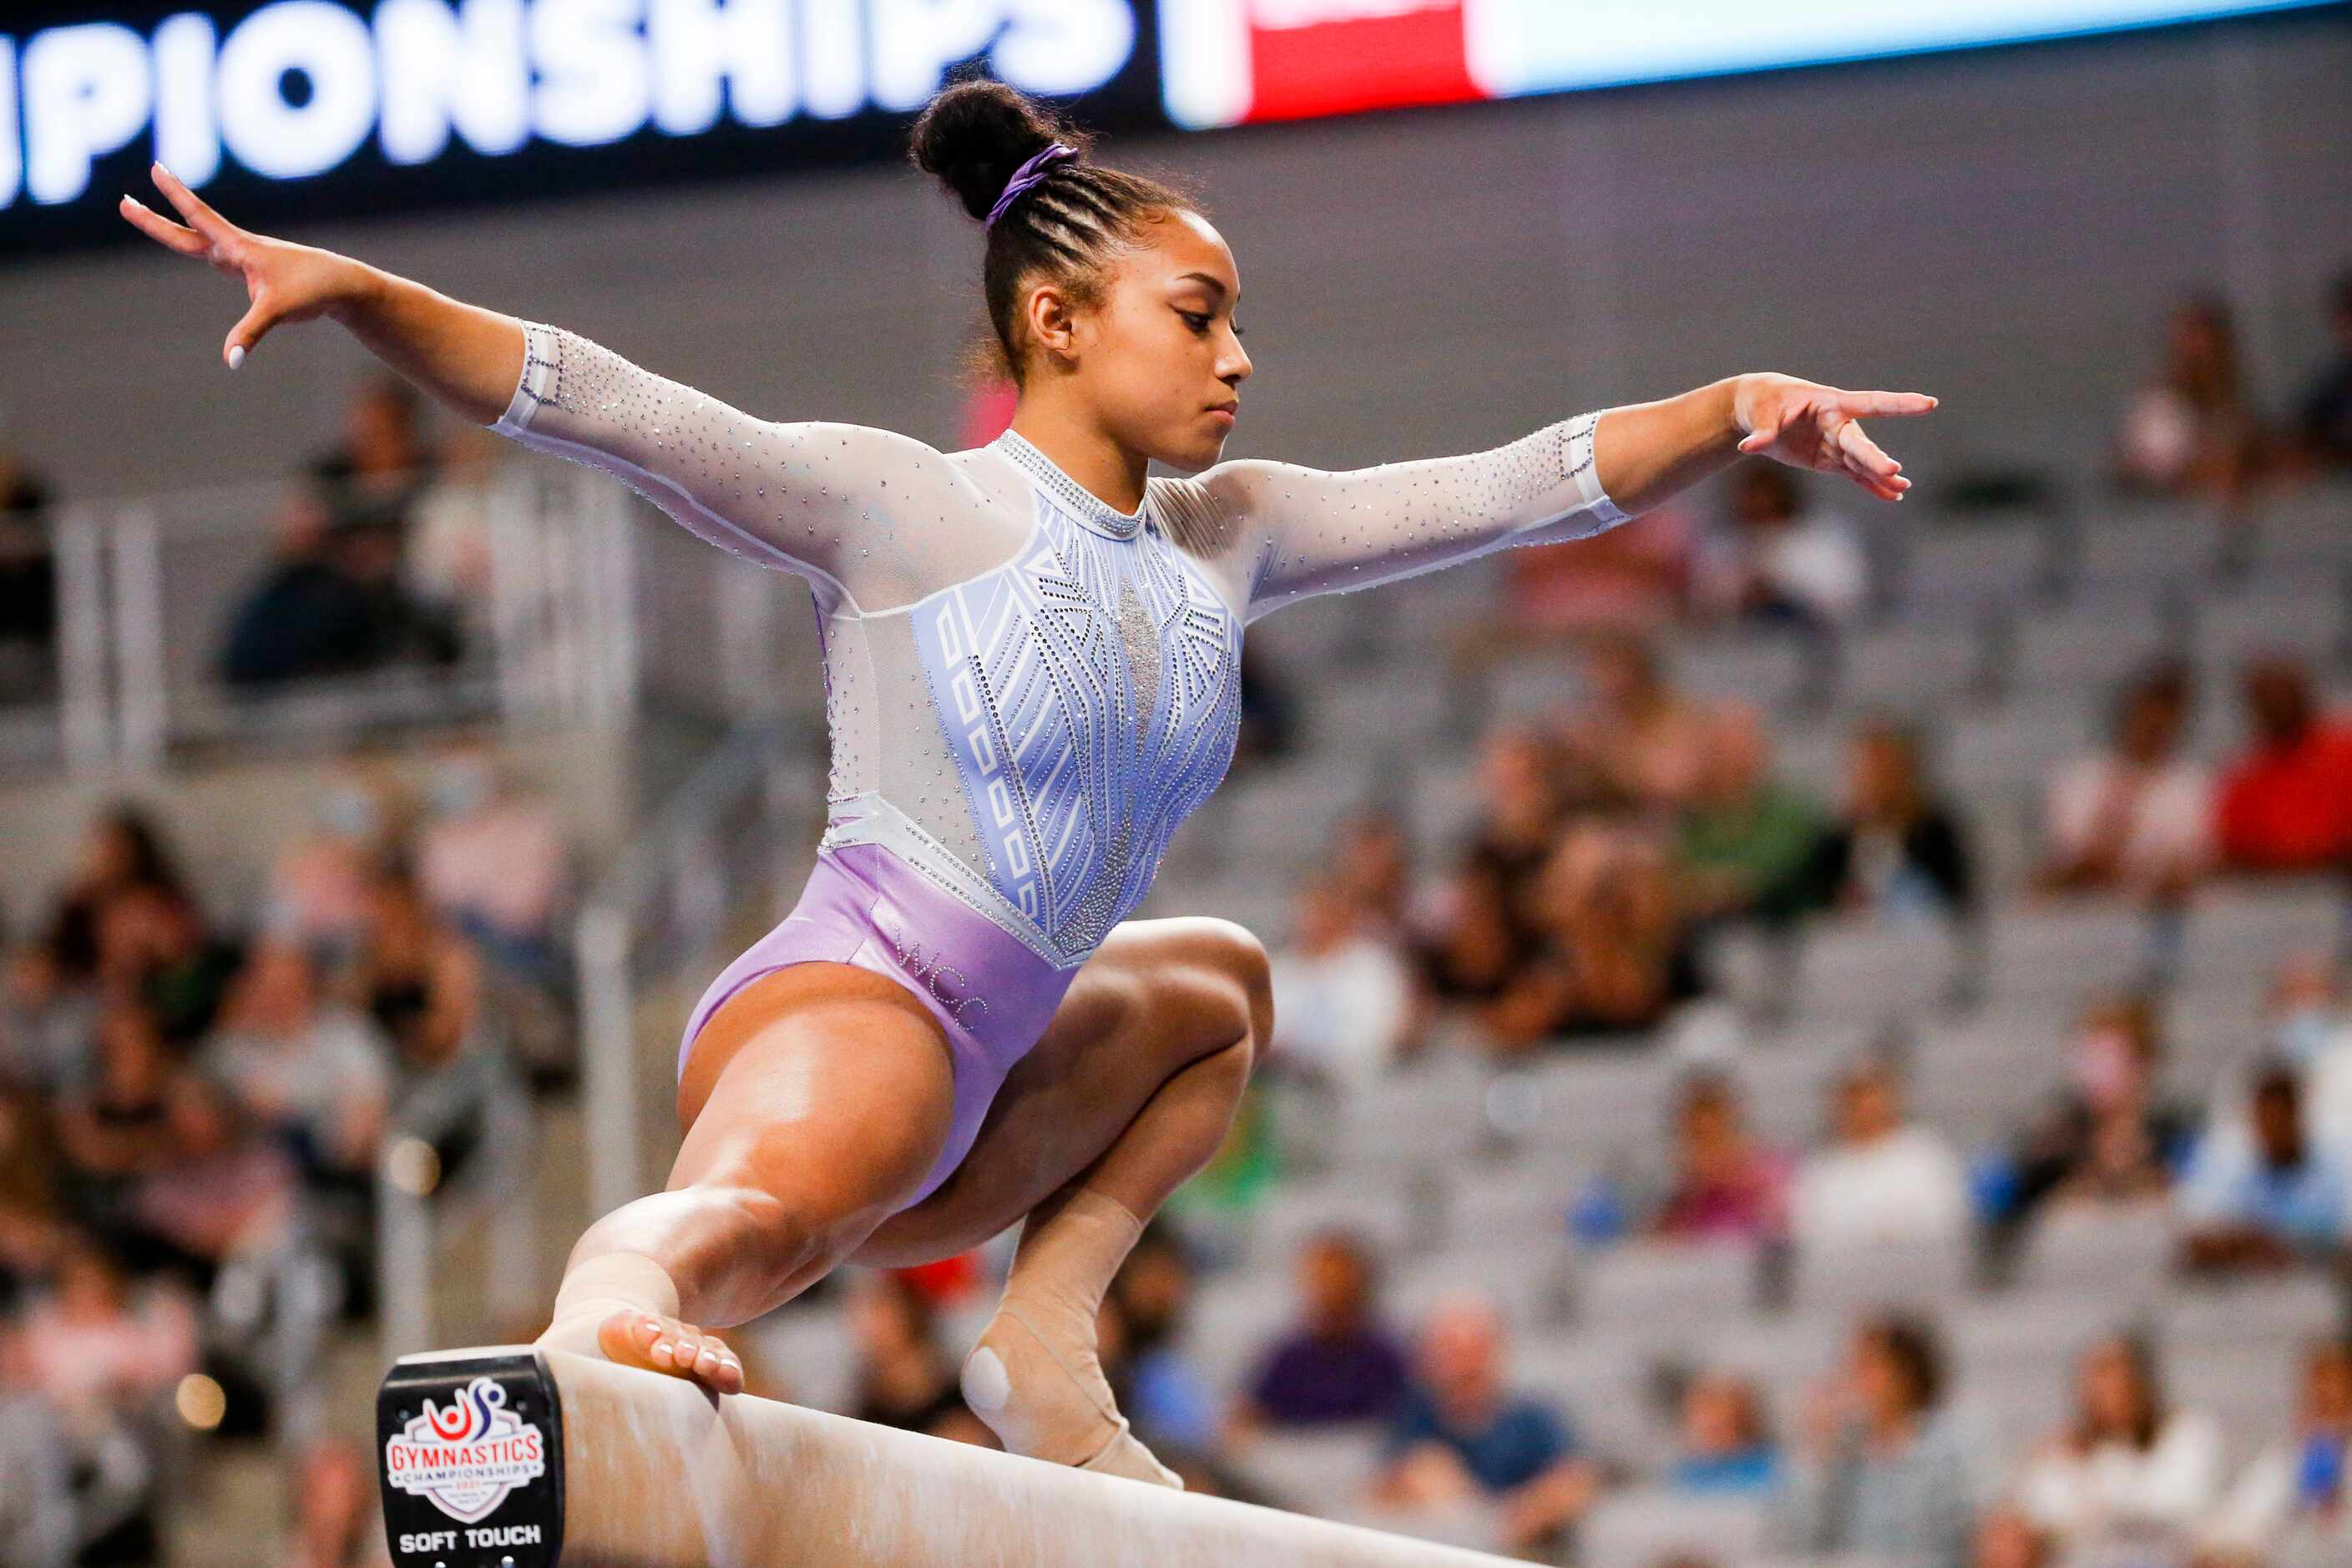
120, 159, 364, 370
1731, 373, 1939, 502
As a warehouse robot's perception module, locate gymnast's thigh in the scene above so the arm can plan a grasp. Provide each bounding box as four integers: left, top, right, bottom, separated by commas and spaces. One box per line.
849, 916, 1264, 1266
667, 962, 959, 1236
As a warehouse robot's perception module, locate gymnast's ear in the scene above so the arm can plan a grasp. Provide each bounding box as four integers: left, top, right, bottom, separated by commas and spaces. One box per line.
1021, 281, 1084, 366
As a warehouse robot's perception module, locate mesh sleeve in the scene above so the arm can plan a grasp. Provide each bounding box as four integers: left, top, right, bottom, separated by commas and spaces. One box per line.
489, 320, 976, 611
1197, 407, 1631, 624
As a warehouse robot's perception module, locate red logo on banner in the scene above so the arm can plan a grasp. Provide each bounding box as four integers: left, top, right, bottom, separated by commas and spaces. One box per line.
1242, 2, 1483, 124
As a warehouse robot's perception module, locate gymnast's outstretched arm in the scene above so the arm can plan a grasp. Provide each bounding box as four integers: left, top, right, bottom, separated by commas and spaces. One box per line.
1196, 373, 1936, 623
119, 160, 975, 611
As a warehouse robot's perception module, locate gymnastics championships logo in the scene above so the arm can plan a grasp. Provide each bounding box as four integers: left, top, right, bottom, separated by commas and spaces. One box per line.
382, 1376, 547, 1524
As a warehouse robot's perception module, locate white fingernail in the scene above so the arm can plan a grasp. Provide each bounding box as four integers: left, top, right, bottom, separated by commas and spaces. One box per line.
226, 346, 245, 370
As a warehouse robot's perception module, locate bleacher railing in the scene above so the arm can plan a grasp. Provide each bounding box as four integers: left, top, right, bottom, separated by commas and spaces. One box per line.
2, 463, 638, 778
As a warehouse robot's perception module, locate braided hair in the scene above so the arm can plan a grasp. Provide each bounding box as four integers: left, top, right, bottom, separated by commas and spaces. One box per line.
909, 74, 1202, 389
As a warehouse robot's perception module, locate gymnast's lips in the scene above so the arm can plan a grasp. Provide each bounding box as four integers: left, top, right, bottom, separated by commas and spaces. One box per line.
1206, 402, 1238, 424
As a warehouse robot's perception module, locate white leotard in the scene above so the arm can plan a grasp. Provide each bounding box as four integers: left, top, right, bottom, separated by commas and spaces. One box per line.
488, 321, 1631, 969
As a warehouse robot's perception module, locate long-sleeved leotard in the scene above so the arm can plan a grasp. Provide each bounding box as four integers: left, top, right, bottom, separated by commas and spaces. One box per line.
488, 319, 1630, 1204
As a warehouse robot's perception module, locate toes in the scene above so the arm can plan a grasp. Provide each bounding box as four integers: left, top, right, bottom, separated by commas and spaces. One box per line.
580, 1308, 743, 1391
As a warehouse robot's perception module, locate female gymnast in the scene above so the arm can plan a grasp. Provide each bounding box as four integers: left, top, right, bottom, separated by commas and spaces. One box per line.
124, 78, 1933, 1487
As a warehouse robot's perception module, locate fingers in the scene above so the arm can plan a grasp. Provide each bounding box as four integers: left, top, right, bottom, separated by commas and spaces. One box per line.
119, 195, 208, 257
1839, 390, 1939, 417
225, 298, 272, 370
1836, 417, 1899, 481
1835, 418, 1909, 502
149, 160, 237, 244
1737, 424, 1778, 455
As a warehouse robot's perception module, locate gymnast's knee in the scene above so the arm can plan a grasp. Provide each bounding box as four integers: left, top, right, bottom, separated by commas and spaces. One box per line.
1196, 917, 1273, 1055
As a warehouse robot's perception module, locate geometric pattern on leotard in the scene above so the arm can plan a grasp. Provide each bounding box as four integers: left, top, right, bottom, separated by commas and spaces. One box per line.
910, 490, 1242, 965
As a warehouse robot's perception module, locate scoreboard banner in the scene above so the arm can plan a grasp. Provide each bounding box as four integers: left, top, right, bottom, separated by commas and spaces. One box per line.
1158, 0, 2341, 127
2, 0, 2337, 256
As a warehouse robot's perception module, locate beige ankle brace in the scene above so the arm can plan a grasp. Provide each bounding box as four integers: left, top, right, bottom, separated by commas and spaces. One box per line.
959, 1190, 1181, 1489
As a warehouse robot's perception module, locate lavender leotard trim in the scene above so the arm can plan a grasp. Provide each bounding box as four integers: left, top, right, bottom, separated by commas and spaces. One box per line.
676, 840, 1080, 1211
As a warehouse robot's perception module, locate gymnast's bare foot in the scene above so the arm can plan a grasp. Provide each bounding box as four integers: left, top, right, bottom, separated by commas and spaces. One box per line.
539, 1308, 745, 1395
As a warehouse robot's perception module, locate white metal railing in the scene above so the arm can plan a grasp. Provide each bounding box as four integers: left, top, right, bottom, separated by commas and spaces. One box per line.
7, 461, 640, 780
374, 1054, 544, 1370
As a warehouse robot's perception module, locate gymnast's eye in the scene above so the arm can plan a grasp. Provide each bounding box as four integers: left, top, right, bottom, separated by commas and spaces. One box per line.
1178, 310, 1211, 334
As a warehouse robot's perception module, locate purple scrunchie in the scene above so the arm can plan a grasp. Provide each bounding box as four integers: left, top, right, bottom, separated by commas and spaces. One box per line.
984, 142, 1079, 229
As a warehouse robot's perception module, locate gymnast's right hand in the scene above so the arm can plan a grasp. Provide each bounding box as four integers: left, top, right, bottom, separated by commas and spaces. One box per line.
119, 159, 362, 372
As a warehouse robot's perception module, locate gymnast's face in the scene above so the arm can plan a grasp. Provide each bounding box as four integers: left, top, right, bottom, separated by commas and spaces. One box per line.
1060, 210, 1252, 473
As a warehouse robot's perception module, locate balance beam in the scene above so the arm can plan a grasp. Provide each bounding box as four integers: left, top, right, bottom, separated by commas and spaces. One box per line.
377, 1346, 1519, 1566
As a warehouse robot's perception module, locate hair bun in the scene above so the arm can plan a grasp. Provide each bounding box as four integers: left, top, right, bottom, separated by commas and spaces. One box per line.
908, 74, 1091, 224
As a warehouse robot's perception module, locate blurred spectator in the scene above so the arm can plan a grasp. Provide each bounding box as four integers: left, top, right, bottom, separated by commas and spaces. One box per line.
2274, 953, 2352, 1154
94, 882, 243, 1051
1414, 860, 1525, 1011
2036, 663, 2213, 899
2201, 1338, 2352, 1562
1464, 723, 1571, 943
289, 1437, 382, 1568
14, 1227, 199, 1443
1478, 822, 1698, 1050
417, 742, 573, 991
1790, 1055, 1971, 1252
1445, 505, 1697, 682
1812, 717, 1979, 924
350, 860, 504, 1185
1106, 1226, 1219, 1459
2284, 267, 2352, 477
1973, 1509, 2056, 1568
2112, 293, 2264, 503
1559, 633, 1714, 814
1326, 807, 1419, 941
2011, 1333, 2222, 1551
1779, 1313, 1991, 1568
221, 485, 459, 688
1698, 463, 1869, 633
58, 1000, 301, 1293
306, 373, 437, 538
845, 1272, 974, 1439
266, 767, 416, 973
1231, 1230, 1410, 1435
1374, 1294, 1599, 1556
2214, 656, 2352, 874
10, 1227, 198, 1564
2000, 994, 2193, 1234
404, 422, 511, 648
1677, 701, 1834, 929
0, 1324, 75, 1565
2178, 1062, 2348, 1274
0, 1080, 65, 1304
220, 488, 381, 687
0, 424, 57, 701
43, 804, 189, 988
1413, 725, 1565, 1010
1669, 1370, 1783, 1496
1651, 1072, 1792, 1243
1234, 640, 1301, 767
3, 935, 99, 1097
198, 936, 393, 1195
1267, 878, 1418, 1090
